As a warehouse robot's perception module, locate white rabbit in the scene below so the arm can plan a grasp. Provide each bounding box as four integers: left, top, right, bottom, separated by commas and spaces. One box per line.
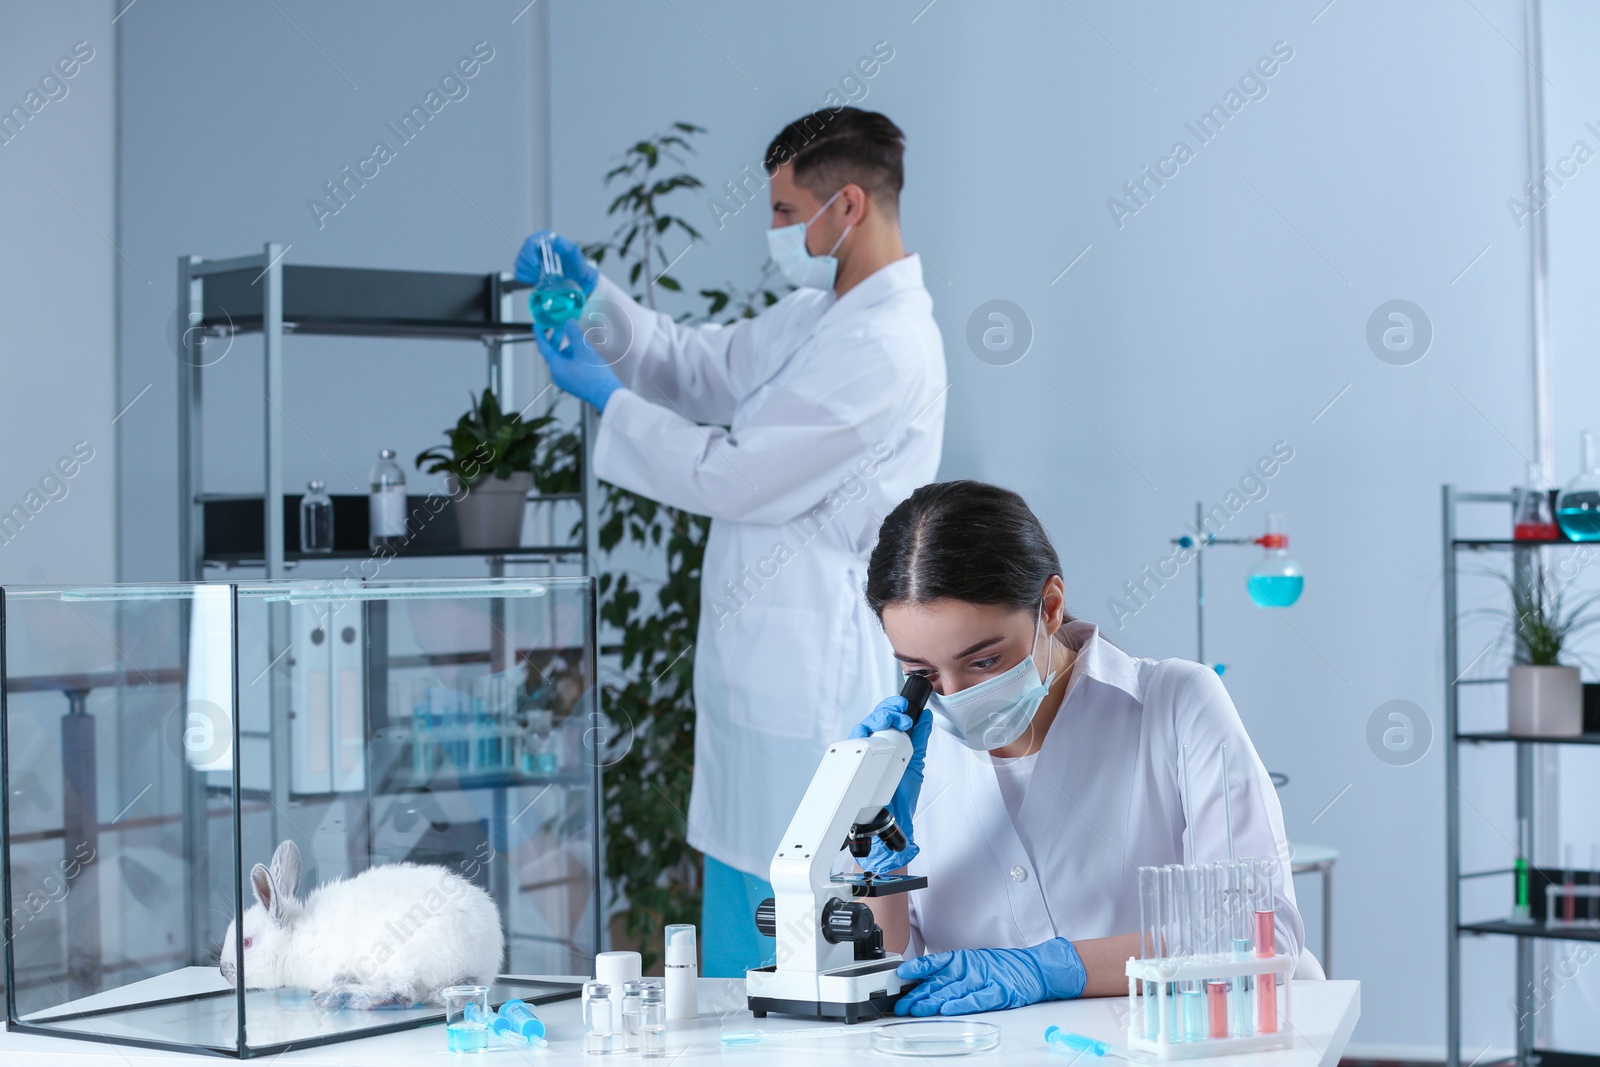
219, 840, 504, 1010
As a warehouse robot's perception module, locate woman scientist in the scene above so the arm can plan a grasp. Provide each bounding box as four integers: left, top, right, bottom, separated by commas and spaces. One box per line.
851, 480, 1306, 1015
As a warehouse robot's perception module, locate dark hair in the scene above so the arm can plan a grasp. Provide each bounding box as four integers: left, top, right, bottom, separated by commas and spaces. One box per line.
866, 481, 1064, 616
764, 107, 904, 213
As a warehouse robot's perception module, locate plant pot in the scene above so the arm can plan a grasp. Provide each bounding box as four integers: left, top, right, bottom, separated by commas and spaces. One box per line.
449, 471, 532, 550
1508, 664, 1583, 736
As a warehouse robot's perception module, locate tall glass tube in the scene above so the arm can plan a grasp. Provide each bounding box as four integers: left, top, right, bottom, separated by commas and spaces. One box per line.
1204, 864, 1228, 1039
1182, 865, 1206, 1041
1139, 866, 1162, 1039
1252, 858, 1278, 1034
1229, 859, 1254, 1036
1162, 864, 1185, 1041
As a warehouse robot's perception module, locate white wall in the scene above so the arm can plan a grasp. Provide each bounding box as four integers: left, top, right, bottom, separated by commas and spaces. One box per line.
0, 2, 117, 586
545, 0, 1542, 1052
114, 0, 553, 583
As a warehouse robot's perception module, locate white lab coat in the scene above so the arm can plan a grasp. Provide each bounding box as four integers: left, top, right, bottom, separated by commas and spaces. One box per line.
587, 255, 947, 877
906, 622, 1303, 961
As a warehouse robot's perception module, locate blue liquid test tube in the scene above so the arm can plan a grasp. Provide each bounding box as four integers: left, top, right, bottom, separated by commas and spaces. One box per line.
1161, 865, 1184, 1041
1138, 866, 1161, 1040
1180, 866, 1206, 1041
1228, 860, 1254, 1037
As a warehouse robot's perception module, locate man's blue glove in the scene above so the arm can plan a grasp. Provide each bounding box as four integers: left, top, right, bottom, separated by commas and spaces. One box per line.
848, 694, 932, 875
535, 319, 623, 412
514, 231, 599, 296
894, 939, 1087, 1016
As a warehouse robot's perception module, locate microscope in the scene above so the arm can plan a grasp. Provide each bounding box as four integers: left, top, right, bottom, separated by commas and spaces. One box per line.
745, 675, 933, 1023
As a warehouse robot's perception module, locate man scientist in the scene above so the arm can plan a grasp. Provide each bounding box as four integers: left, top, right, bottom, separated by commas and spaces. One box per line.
516, 107, 946, 976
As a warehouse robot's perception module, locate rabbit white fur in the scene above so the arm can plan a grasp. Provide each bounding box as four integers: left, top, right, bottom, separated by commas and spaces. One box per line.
219, 840, 503, 1010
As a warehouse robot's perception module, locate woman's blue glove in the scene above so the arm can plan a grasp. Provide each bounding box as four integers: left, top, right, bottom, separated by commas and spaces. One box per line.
894, 939, 1087, 1016
847, 694, 932, 875
514, 230, 599, 296
535, 319, 623, 412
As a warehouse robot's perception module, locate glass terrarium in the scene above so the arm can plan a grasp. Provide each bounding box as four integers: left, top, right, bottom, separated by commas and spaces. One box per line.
2, 577, 600, 1057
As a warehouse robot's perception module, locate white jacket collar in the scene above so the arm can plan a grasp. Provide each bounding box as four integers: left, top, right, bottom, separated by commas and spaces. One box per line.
825, 253, 924, 320
1058, 620, 1145, 702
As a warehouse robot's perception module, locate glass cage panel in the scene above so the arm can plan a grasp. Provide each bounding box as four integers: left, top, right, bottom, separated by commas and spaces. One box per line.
2, 577, 599, 1057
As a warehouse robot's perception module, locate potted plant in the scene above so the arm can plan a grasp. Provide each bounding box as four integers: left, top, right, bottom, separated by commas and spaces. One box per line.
1502, 566, 1600, 736
416, 389, 553, 550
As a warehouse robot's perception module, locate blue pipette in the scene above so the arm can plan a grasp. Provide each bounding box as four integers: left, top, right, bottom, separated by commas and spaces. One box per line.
1044, 1027, 1149, 1060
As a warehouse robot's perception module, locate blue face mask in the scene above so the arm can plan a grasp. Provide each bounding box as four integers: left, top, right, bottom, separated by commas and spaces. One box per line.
766, 190, 852, 290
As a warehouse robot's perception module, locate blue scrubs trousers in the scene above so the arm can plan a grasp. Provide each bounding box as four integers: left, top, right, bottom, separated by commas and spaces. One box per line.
701, 854, 776, 978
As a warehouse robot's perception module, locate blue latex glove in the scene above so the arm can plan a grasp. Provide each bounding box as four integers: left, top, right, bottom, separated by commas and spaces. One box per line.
514, 230, 599, 296
895, 939, 1087, 1016
535, 319, 623, 412
847, 695, 932, 875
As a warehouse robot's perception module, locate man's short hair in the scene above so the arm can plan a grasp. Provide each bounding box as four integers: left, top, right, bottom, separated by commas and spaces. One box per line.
764, 107, 904, 213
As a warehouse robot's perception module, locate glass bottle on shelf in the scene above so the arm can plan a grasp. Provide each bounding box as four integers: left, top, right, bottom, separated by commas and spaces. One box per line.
530, 234, 587, 332
299, 479, 334, 554
1246, 512, 1304, 608
1514, 461, 1561, 541
369, 449, 407, 551
1557, 432, 1600, 542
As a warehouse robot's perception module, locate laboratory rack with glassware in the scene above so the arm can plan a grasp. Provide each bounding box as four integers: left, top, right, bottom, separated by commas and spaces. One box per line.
1444, 470, 1600, 1067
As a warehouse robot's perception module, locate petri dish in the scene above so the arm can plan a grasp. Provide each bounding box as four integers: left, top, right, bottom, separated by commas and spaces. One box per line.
870, 1020, 1001, 1057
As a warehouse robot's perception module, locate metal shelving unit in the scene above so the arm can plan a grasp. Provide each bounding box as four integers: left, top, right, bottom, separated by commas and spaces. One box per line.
169, 244, 605, 972
176, 242, 600, 580
1444, 486, 1600, 1067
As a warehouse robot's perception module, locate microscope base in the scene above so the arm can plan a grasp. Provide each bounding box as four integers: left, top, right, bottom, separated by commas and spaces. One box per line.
746, 959, 906, 1023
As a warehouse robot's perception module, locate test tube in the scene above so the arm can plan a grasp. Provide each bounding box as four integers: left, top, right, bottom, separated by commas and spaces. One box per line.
1229, 860, 1254, 1037
1204, 864, 1229, 1040
1182, 865, 1207, 1041
1252, 858, 1278, 1034
1139, 866, 1161, 1040
1590, 845, 1599, 926
1512, 817, 1532, 922
1162, 864, 1184, 1041
1564, 845, 1577, 924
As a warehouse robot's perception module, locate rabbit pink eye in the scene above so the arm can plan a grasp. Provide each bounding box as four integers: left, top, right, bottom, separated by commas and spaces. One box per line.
242, 937, 253, 950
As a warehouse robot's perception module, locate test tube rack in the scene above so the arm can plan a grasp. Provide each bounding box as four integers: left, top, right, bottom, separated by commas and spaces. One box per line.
1125, 954, 1295, 1060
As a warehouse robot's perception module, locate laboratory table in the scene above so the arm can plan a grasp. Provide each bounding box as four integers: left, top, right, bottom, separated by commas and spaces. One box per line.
0, 975, 1359, 1065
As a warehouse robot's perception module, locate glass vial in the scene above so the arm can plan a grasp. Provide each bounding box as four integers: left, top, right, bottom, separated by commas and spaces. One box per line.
583, 981, 614, 1054
621, 979, 647, 1052
299, 479, 334, 554
369, 449, 407, 551
640, 985, 666, 1058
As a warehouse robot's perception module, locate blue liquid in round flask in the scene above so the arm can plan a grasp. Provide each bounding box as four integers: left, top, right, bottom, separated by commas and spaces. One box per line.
1557, 431, 1600, 542
1247, 513, 1304, 608
529, 234, 586, 331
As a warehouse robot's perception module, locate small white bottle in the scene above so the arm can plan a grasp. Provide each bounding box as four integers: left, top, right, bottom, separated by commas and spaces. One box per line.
368, 449, 407, 551
664, 923, 698, 1021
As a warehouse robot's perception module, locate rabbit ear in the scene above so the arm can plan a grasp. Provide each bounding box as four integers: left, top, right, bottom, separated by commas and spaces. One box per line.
250, 863, 286, 924
269, 840, 301, 900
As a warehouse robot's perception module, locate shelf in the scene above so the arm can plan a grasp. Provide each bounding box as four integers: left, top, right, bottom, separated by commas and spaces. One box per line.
1460, 919, 1600, 943
200, 493, 582, 566
1456, 731, 1600, 746
198, 264, 534, 342
1453, 538, 1586, 549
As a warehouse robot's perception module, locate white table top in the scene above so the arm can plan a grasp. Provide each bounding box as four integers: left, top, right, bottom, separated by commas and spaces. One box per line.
1, 975, 1359, 1065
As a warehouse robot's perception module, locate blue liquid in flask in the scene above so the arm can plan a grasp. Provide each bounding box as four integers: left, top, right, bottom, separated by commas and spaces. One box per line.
1558, 499, 1600, 542
531, 285, 585, 331
1247, 574, 1303, 608
447, 1021, 488, 1053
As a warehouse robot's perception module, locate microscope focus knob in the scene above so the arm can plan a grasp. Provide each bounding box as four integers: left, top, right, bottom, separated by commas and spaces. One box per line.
821, 898, 875, 944
754, 897, 777, 938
